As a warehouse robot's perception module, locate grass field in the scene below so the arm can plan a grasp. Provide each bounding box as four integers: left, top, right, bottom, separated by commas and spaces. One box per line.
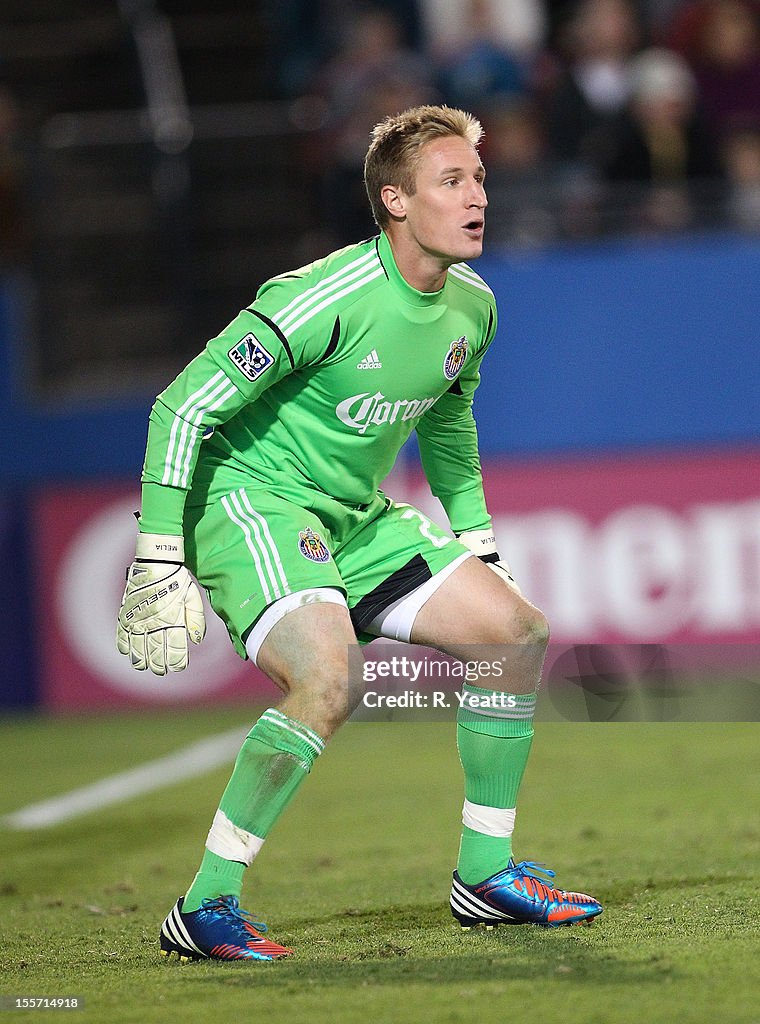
0, 709, 758, 1024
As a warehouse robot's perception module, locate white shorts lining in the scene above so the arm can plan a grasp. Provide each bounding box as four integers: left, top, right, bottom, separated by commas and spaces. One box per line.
245, 587, 348, 665
364, 551, 472, 643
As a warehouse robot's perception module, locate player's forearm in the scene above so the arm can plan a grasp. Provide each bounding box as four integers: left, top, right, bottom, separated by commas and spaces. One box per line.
430, 478, 491, 535
418, 439, 490, 531
139, 397, 194, 534
417, 412, 490, 533
138, 480, 187, 535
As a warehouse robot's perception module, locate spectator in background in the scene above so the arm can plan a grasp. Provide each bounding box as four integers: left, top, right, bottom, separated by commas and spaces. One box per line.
721, 124, 760, 228
666, 0, 760, 141
264, 0, 425, 99
434, 0, 535, 112
544, 0, 643, 177
308, 7, 436, 247
422, 0, 546, 64
602, 47, 724, 231
479, 98, 561, 246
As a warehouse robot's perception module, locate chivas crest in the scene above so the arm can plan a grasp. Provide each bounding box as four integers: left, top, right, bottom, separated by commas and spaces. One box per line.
443, 336, 468, 380
298, 527, 331, 563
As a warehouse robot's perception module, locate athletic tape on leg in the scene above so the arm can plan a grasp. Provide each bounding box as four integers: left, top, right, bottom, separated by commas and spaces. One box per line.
205, 808, 265, 866
462, 799, 516, 838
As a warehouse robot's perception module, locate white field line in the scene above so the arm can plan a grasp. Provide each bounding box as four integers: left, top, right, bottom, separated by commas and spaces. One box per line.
1, 725, 248, 830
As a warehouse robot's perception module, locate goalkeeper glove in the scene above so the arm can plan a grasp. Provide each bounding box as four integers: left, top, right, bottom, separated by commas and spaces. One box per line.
116, 533, 206, 675
456, 528, 522, 595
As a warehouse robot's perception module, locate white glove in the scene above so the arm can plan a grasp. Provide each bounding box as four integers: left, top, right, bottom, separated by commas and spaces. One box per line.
457, 528, 523, 596
116, 533, 206, 675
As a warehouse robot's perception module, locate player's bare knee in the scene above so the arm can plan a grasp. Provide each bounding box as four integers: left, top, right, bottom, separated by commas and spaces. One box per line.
526, 606, 551, 648
506, 600, 550, 649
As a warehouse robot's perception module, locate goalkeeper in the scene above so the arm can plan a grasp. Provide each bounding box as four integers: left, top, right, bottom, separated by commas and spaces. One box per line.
117, 104, 602, 962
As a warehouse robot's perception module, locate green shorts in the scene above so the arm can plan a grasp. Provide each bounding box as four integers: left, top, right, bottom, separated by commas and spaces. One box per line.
183, 485, 467, 658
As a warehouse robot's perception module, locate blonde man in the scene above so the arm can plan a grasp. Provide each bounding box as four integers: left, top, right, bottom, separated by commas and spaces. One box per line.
117, 105, 602, 962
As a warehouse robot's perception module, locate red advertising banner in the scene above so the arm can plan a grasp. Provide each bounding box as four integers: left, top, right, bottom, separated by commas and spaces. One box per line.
35, 449, 760, 710
35, 485, 279, 711
400, 448, 760, 645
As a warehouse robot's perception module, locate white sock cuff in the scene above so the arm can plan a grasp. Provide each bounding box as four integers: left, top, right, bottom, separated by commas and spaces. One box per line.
205, 808, 265, 867
462, 799, 516, 838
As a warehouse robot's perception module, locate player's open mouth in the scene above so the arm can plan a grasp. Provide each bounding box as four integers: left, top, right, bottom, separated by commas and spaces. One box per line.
463, 220, 484, 236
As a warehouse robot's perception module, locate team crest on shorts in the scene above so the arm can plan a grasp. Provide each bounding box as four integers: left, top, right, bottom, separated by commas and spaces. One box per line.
443, 336, 469, 380
298, 527, 331, 563
228, 332, 274, 381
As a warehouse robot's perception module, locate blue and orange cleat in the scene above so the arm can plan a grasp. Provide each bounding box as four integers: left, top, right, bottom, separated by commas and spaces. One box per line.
159, 895, 293, 962
450, 859, 603, 929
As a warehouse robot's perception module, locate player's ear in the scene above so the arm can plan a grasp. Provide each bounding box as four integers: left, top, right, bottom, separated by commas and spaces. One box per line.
380, 184, 406, 221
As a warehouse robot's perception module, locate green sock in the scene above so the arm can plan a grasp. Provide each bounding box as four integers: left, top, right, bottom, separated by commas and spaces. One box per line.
456, 686, 536, 885
184, 849, 246, 910
184, 708, 325, 911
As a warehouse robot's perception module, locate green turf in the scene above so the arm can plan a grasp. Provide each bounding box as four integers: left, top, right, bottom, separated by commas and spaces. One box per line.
0, 710, 758, 1023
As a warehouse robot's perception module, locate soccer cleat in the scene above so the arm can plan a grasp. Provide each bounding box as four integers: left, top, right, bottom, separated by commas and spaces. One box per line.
450, 859, 603, 929
159, 895, 293, 961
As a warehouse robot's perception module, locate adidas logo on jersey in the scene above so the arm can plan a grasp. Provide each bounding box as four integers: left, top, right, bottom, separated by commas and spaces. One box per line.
356, 349, 382, 370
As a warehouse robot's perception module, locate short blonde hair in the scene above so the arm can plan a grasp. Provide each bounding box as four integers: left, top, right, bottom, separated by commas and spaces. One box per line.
364, 105, 484, 229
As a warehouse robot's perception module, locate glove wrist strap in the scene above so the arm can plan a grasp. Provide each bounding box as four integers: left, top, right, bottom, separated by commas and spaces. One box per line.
135, 532, 185, 563
456, 528, 498, 561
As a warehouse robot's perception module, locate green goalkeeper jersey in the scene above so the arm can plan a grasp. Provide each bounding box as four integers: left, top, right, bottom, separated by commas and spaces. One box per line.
140, 231, 498, 540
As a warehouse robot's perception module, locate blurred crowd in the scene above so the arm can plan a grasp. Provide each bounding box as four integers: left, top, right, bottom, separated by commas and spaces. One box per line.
266, 0, 760, 248
2, 0, 760, 269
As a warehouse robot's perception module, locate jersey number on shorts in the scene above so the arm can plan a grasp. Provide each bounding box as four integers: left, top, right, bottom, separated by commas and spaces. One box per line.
399, 508, 451, 549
